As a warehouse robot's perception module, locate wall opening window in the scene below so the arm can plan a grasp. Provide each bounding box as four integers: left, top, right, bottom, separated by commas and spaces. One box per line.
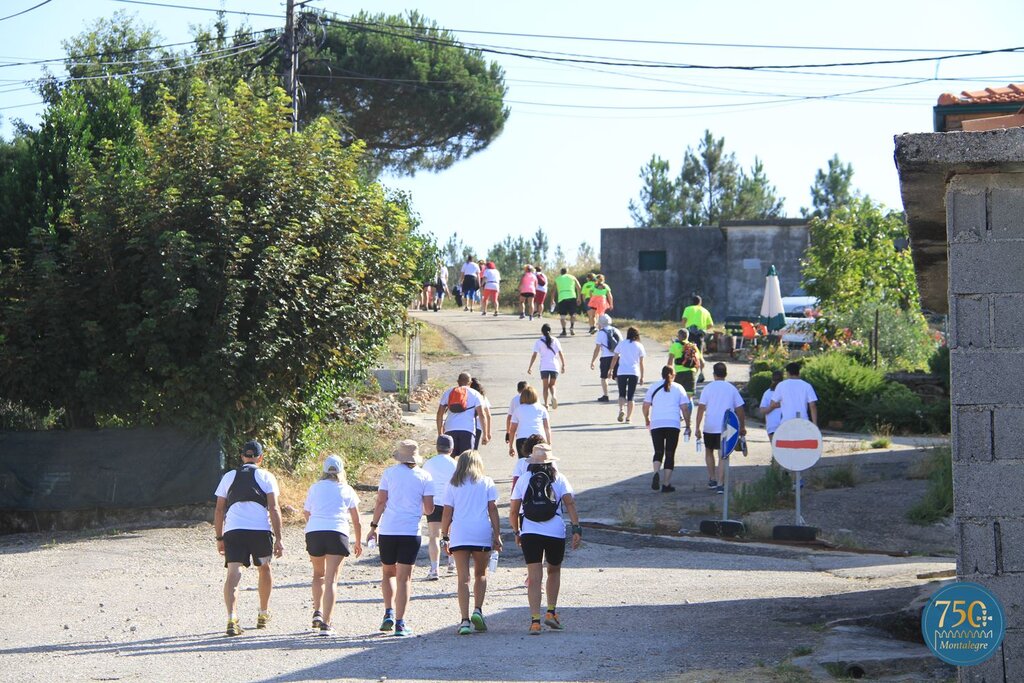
638, 250, 667, 271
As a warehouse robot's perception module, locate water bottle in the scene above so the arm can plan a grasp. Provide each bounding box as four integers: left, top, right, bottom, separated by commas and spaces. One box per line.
695, 438, 703, 454
367, 537, 377, 551
739, 436, 749, 457
683, 428, 691, 444
488, 551, 499, 573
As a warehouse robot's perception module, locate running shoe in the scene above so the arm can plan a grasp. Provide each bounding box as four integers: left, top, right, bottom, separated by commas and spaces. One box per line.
458, 620, 472, 635
570, 328, 575, 336
380, 614, 396, 632
707, 479, 718, 489
426, 568, 439, 581
559, 331, 567, 337
544, 611, 564, 631
528, 620, 542, 635
551, 397, 558, 410
448, 557, 456, 573
651, 472, 661, 490
493, 312, 498, 317
716, 485, 725, 495
588, 327, 596, 335
394, 622, 413, 637
471, 610, 487, 632
481, 311, 487, 316
226, 618, 243, 637
661, 485, 676, 493
519, 313, 525, 319
319, 623, 336, 637
625, 417, 631, 423
596, 395, 609, 402
311, 610, 324, 630
256, 612, 271, 629
529, 314, 533, 321
617, 408, 625, 422
463, 306, 469, 312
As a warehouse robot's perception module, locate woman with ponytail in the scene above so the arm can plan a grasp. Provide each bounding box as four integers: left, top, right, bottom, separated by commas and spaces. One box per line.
526, 323, 566, 410
642, 366, 692, 493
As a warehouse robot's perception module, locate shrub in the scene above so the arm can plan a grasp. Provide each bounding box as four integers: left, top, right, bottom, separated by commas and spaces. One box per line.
732, 462, 794, 516
800, 352, 887, 426
745, 371, 774, 403
907, 447, 953, 524
827, 304, 936, 370
929, 346, 950, 392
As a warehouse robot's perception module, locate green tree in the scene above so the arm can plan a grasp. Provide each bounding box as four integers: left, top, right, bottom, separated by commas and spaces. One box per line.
0, 80, 424, 448
630, 130, 785, 226
803, 154, 855, 219
297, 10, 510, 174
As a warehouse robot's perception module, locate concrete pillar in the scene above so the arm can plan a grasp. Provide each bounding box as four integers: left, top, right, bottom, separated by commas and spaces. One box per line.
896, 129, 1024, 683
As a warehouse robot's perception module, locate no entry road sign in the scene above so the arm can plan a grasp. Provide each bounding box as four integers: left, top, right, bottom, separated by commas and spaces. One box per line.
771, 418, 822, 472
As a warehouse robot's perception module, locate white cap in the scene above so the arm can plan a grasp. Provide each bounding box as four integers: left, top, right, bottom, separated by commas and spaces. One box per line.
323, 454, 344, 474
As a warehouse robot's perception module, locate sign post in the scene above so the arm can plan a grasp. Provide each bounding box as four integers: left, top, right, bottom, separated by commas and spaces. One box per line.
699, 410, 745, 538
771, 417, 822, 541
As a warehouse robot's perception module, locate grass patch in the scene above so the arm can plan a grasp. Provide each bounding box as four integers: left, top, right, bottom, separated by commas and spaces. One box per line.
791, 645, 813, 657
906, 446, 953, 525
618, 500, 640, 528
731, 463, 794, 516
870, 423, 894, 449
388, 321, 459, 360
822, 662, 856, 679
814, 465, 857, 490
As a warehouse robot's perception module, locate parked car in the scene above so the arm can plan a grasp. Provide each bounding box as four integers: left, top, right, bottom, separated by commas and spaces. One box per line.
781, 316, 815, 346
781, 295, 819, 318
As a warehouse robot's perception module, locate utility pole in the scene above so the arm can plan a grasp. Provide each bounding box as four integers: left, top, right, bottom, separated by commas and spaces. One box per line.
284, 0, 299, 132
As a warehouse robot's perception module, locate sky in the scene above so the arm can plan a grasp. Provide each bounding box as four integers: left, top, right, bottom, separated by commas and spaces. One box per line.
2, 0, 1023, 258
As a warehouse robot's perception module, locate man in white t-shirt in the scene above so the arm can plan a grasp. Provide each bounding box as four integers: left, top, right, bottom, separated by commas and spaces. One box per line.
460, 256, 481, 312
769, 362, 819, 425
436, 372, 489, 456
589, 314, 619, 403
694, 363, 746, 495
422, 435, 458, 580
213, 440, 284, 636
505, 380, 528, 448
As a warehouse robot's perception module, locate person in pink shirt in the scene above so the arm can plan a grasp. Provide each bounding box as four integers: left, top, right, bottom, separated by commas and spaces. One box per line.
519, 265, 538, 321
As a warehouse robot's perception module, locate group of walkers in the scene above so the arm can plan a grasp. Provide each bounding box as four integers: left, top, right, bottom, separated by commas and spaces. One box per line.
214, 295, 821, 641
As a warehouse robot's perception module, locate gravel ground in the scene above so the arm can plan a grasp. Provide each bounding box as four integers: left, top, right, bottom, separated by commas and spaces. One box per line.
0, 309, 954, 682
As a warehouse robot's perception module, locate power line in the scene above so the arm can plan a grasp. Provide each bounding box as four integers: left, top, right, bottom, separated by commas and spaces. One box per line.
0, 0, 54, 23
109, 0, 281, 19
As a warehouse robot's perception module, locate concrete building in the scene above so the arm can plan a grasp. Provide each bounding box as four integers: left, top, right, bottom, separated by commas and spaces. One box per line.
599, 219, 808, 321
896, 126, 1024, 682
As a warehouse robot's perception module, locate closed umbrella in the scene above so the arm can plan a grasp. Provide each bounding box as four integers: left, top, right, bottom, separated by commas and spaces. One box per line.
759, 265, 786, 332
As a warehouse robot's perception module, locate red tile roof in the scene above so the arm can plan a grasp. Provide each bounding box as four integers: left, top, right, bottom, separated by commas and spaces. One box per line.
938, 83, 1024, 105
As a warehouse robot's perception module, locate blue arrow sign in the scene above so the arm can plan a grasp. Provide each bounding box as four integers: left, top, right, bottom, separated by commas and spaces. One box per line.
721, 409, 740, 458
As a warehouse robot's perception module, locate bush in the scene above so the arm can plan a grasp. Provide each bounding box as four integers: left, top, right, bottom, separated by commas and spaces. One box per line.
800, 352, 887, 426
745, 371, 774, 404
929, 346, 950, 392
732, 462, 794, 516
827, 304, 936, 370
907, 447, 953, 524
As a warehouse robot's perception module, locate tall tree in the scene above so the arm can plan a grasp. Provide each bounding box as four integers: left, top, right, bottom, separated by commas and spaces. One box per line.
530, 227, 549, 265
630, 130, 785, 227
803, 154, 856, 219
297, 10, 510, 174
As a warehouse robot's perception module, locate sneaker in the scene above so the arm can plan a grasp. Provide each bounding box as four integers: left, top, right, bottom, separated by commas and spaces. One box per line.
551, 397, 558, 410
625, 417, 631, 423
651, 472, 661, 490
319, 623, 336, 637
471, 610, 487, 632
707, 479, 718, 489
256, 612, 270, 629
661, 485, 676, 493
481, 311, 487, 316
463, 306, 469, 312
596, 395, 609, 402
426, 568, 439, 581
226, 618, 243, 637
559, 331, 567, 337
457, 620, 472, 636
311, 610, 324, 630
380, 614, 395, 632
519, 313, 525, 319
394, 622, 412, 637
617, 408, 625, 423
493, 312, 498, 317
570, 328, 575, 336
529, 314, 533, 321
528, 620, 542, 635
544, 611, 564, 631
588, 327, 596, 335
716, 485, 725, 495
447, 557, 456, 573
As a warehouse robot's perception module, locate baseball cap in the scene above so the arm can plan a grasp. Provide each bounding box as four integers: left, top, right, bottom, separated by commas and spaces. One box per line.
242, 440, 264, 458
323, 454, 344, 474
436, 435, 454, 453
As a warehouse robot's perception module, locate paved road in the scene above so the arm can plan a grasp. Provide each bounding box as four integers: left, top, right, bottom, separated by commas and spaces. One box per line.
0, 309, 952, 683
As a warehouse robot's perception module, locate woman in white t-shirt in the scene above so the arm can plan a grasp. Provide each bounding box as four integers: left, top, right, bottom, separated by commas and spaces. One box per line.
481, 261, 501, 316
508, 386, 552, 459
609, 326, 646, 424
526, 324, 566, 409
366, 440, 434, 637
759, 370, 785, 442
440, 450, 502, 635
470, 377, 493, 448
642, 366, 693, 493
509, 444, 582, 634
303, 454, 362, 636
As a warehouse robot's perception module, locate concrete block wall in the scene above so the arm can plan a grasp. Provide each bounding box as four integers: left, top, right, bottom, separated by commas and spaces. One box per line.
947, 173, 1024, 682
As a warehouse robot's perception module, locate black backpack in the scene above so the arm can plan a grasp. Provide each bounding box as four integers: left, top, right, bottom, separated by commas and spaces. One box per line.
522, 463, 559, 522
604, 327, 621, 353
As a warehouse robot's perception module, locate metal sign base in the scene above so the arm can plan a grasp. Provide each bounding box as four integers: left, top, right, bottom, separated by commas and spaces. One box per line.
699, 452, 744, 538
772, 524, 819, 542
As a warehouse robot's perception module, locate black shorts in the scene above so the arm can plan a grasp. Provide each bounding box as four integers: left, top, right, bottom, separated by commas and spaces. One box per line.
520, 292, 535, 299
450, 545, 492, 554
599, 356, 616, 380
540, 370, 558, 380
462, 275, 479, 292
674, 372, 695, 394
520, 533, 566, 566
515, 437, 530, 458
704, 432, 722, 450
617, 374, 639, 401
378, 534, 421, 566
556, 299, 577, 316
425, 506, 443, 523
223, 529, 274, 568
305, 531, 351, 558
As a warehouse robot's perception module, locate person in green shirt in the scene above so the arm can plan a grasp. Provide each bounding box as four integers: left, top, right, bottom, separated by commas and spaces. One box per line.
666, 328, 703, 396
586, 275, 613, 334
681, 295, 714, 350
553, 268, 582, 337
580, 274, 596, 316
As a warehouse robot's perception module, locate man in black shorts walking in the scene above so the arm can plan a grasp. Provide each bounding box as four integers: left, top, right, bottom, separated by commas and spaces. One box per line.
214, 440, 284, 636
553, 268, 582, 337
693, 363, 746, 494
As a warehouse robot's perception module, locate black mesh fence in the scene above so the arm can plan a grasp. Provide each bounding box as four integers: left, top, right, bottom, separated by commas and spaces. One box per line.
0, 428, 224, 511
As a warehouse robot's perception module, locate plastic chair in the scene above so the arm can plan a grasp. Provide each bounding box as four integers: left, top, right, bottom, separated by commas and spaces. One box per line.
737, 320, 759, 350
